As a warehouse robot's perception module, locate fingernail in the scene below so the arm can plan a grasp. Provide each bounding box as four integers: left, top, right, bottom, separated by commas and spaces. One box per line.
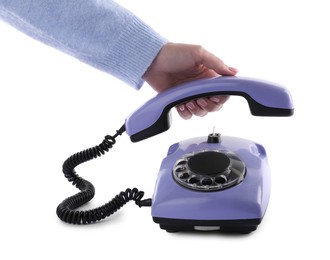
178, 104, 185, 111
228, 67, 239, 73
197, 98, 208, 107
186, 102, 195, 110
210, 97, 220, 103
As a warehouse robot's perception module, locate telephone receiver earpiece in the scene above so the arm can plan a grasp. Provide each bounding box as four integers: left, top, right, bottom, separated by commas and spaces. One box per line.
125, 76, 294, 142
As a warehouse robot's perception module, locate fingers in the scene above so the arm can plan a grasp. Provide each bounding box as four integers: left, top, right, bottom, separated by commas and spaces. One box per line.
208, 95, 230, 107
176, 96, 229, 120
176, 104, 193, 120
186, 101, 208, 117
176, 102, 206, 120
176, 102, 204, 120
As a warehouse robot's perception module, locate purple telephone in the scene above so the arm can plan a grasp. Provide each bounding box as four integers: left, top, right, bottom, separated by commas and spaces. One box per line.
57, 76, 294, 233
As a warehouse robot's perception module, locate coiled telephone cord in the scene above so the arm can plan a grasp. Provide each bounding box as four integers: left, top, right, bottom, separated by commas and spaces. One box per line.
56, 124, 151, 224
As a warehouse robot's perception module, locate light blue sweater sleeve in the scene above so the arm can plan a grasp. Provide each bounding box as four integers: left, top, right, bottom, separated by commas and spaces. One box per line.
0, 0, 168, 89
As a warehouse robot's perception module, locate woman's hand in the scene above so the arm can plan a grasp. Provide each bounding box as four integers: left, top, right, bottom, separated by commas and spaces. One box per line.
142, 43, 238, 119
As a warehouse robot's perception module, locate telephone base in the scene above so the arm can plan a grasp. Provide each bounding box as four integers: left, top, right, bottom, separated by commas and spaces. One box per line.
153, 217, 261, 234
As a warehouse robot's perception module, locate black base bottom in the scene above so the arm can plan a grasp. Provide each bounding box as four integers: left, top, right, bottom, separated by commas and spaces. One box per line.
153, 217, 261, 234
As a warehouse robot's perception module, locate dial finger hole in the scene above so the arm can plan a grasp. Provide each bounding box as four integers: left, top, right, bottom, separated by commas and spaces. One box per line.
215, 175, 227, 184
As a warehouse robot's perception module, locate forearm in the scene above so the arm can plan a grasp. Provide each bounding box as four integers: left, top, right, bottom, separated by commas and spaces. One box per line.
0, 0, 167, 89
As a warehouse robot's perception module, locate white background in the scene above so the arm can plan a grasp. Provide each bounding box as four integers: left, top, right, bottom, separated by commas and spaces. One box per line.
0, 0, 329, 259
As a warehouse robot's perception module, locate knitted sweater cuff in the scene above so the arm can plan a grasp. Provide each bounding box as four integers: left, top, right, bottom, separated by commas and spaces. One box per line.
104, 17, 168, 90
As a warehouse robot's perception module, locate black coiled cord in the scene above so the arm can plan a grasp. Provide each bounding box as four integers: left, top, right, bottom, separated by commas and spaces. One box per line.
56, 124, 151, 224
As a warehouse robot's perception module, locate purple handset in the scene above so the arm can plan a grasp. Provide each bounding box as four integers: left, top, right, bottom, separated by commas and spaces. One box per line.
125, 76, 294, 142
